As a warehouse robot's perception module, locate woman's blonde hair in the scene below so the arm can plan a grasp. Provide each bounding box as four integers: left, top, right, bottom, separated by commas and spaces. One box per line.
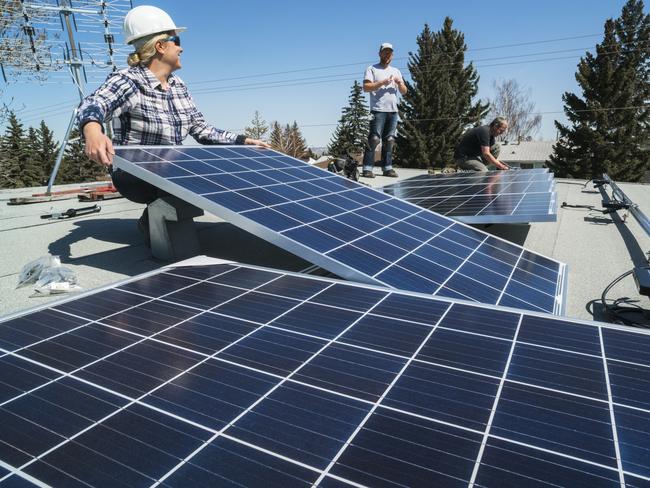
127, 31, 172, 67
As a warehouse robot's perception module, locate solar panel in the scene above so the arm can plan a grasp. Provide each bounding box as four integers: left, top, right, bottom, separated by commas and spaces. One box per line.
0, 258, 647, 487
113, 145, 567, 314
382, 170, 557, 224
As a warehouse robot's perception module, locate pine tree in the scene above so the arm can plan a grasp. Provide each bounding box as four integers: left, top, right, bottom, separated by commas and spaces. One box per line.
549, 0, 650, 181
269, 121, 309, 159
35, 120, 58, 185
269, 121, 288, 154
58, 128, 108, 183
285, 121, 308, 159
396, 19, 488, 170
0, 111, 40, 188
327, 80, 369, 157
244, 110, 269, 140
26, 126, 43, 184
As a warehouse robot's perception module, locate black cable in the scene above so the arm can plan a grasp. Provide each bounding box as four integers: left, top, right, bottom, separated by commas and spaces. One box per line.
600, 268, 650, 327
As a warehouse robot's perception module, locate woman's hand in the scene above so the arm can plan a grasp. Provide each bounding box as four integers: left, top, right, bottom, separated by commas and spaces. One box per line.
83, 122, 115, 166
244, 138, 271, 149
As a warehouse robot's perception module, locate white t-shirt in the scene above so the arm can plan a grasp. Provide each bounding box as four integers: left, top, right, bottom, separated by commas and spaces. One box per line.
363, 63, 403, 112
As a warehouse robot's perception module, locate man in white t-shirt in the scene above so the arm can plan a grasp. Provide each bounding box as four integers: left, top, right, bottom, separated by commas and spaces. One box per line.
361, 42, 407, 178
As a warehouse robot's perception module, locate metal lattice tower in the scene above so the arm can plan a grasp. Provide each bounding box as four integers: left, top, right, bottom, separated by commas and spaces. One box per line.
1, 0, 133, 193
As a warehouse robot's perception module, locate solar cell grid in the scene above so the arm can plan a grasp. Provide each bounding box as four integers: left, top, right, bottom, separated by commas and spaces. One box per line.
382, 170, 557, 224
113, 145, 566, 314
0, 261, 648, 487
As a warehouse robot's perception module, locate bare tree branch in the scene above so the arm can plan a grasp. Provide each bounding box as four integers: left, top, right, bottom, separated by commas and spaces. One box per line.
489, 78, 542, 141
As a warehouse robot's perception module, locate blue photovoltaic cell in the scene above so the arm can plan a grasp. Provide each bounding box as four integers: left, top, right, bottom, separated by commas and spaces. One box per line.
383, 169, 557, 224
228, 382, 371, 469
114, 145, 567, 315
0, 355, 59, 403
163, 436, 319, 487
0, 261, 648, 487
615, 405, 650, 478
0, 309, 89, 351
142, 360, 280, 431
475, 437, 622, 488
608, 361, 650, 410
507, 343, 609, 399
330, 409, 483, 487
491, 383, 618, 467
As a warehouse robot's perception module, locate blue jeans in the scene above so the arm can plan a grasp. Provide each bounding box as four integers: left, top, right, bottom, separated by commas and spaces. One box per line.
363, 111, 398, 171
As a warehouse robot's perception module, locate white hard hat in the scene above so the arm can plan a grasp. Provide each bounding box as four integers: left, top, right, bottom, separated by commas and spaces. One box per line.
123, 5, 186, 45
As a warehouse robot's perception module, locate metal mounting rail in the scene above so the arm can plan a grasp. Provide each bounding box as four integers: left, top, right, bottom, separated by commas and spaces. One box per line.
603, 173, 650, 237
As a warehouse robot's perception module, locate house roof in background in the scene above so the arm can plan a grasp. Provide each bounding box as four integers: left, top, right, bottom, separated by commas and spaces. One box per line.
499, 140, 556, 162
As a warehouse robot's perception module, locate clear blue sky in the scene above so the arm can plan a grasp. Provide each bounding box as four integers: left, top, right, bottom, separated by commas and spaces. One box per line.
1, 0, 638, 148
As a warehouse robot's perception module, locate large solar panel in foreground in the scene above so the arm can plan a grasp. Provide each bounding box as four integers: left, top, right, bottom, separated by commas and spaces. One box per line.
0, 259, 647, 487
382, 170, 557, 224
113, 145, 567, 314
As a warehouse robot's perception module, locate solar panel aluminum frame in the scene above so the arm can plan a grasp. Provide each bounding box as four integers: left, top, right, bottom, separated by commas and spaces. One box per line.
603, 173, 650, 237
113, 145, 568, 315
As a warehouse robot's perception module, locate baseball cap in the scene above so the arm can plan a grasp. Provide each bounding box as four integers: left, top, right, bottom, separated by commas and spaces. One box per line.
379, 42, 393, 51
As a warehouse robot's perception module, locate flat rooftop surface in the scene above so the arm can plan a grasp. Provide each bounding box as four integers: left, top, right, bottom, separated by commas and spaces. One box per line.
1, 171, 649, 324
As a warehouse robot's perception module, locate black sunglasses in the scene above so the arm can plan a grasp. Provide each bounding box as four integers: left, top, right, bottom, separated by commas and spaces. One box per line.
161, 35, 181, 47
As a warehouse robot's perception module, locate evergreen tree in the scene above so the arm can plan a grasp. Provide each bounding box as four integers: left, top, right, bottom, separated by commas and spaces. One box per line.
269, 121, 288, 154
327, 80, 369, 157
58, 128, 108, 183
396, 19, 488, 169
269, 121, 309, 159
0, 111, 40, 188
35, 120, 59, 185
285, 121, 308, 160
26, 126, 43, 184
244, 110, 269, 140
549, 0, 650, 181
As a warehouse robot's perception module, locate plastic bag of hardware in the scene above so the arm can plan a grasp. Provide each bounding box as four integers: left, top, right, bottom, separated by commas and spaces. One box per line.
17, 254, 61, 288
33, 266, 81, 296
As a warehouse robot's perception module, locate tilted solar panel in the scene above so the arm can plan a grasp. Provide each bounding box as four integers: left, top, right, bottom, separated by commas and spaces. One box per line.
383, 170, 557, 224
0, 258, 647, 487
113, 145, 567, 314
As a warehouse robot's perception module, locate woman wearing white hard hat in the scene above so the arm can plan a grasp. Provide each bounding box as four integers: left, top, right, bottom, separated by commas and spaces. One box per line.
77, 5, 269, 221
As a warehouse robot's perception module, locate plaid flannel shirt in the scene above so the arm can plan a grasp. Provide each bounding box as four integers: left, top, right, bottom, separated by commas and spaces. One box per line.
77, 66, 244, 146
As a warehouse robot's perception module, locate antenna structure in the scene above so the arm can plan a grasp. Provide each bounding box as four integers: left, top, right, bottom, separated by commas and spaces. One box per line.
1, 0, 133, 193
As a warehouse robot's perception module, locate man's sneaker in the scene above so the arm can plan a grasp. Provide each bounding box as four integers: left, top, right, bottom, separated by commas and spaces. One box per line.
361, 170, 375, 178
383, 169, 398, 177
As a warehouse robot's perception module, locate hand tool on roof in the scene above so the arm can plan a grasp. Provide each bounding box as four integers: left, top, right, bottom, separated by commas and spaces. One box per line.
40, 204, 101, 220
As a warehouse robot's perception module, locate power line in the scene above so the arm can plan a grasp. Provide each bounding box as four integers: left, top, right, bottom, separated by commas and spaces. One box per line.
190, 48, 643, 97
16, 98, 78, 116
188, 33, 606, 85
